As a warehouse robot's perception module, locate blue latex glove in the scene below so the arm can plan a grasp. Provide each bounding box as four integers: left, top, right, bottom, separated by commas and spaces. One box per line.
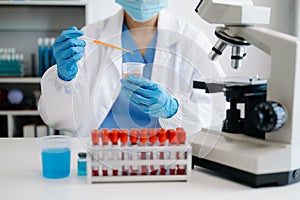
53, 26, 86, 81
121, 75, 179, 119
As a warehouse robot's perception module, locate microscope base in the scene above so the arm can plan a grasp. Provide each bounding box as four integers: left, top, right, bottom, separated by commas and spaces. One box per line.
192, 156, 300, 188
190, 129, 300, 188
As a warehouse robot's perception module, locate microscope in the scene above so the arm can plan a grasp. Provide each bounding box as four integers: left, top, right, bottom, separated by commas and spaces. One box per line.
191, 0, 300, 187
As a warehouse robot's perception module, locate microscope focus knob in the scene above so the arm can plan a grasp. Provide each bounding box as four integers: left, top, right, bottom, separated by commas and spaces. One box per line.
251, 101, 287, 132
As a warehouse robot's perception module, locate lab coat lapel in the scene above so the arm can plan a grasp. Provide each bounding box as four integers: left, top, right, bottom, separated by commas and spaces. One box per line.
92, 9, 125, 126
152, 10, 181, 82
99, 9, 124, 103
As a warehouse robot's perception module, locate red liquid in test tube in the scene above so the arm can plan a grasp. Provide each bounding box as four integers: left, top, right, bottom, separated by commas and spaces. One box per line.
91, 130, 100, 176
92, 156, 99, 176
149, 128, 158, 175
120, 129, 129, 176
101, 129, 110, 176
168, 129, 178, 175
139, 129, 148, 176
130, 129, 139, 176
158, 128, 167, 175
110, 129, 120, 176
177, 128, 186, 175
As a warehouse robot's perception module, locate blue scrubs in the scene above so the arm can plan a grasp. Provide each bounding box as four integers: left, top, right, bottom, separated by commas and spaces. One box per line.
100, 23, 160, 129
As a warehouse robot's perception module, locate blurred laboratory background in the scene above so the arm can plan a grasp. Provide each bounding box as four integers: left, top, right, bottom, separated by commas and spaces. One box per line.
0, 0, 298, 138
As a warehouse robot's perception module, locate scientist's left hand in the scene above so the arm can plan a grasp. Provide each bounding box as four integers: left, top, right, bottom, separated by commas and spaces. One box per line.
121, 75, 179, 119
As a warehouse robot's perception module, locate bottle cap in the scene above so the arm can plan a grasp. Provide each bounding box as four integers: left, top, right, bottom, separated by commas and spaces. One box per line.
120, 129, 128, 143
167, 129, 178, 145
158, 128, 167, 143
139, 129, 148, 143
130, 129, 138, 144
149, 128, 157, 143
110, 129, 119, 145
91, 129, 100, 145
177, 127, 186, 144
78, 152, 87, 159
101, 129, 110, 145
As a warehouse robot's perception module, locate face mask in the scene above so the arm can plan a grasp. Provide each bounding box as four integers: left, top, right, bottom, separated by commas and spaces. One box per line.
116, 0, 168, 22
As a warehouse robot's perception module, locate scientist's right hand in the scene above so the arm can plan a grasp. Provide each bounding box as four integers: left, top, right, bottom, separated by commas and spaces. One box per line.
53, 26, 86, 81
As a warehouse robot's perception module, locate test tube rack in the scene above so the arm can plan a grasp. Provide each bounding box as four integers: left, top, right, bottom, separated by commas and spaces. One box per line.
86, 128, 191, 184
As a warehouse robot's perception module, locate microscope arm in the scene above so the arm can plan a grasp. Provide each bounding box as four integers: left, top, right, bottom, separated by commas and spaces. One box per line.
236, 26, 298, 56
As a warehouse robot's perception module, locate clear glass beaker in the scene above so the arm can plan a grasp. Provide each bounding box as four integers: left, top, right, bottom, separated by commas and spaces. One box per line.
122, 62, 145, 79
38, 135, 72, 179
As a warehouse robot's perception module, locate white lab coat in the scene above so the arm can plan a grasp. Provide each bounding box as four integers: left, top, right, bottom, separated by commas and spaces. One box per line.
38, 9, 226, 136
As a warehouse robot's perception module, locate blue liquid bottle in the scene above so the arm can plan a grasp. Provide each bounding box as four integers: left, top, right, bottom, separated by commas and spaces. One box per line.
77, 152, 87, 176
37, 38, 44, 77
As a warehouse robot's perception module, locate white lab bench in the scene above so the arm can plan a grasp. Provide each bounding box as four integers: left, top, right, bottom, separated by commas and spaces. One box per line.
0, 138, 299, 200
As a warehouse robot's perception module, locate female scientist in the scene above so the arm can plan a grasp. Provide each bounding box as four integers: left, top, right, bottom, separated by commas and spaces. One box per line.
38, 0, 225, 136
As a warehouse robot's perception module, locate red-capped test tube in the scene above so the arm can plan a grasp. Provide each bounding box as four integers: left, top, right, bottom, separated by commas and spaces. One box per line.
168, 129, 178, 175
130, 129, 139, 176
91, 130, 100, 176
139, 129, 148, 176
158, 128, 167, 175
110, 129, 119, 176
177, 128, 186, 175
91, 130, 100, 146
149, 128, 158, 175
120, 129, 129, 176
101, 129, 110, 176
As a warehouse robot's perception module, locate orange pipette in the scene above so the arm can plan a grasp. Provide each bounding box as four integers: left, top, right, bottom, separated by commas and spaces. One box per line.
81, 36, 134, 55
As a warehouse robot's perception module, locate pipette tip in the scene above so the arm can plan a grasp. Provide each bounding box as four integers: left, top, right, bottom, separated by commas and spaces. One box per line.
81, 36, 134, 55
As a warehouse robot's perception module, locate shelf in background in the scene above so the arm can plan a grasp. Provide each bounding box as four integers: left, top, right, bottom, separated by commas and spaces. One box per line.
0, 28, 65, 32
0, 0, 86, 6
0, 0, 86, 138
0, 3, 86, 33
0, 77, 41, 83
0, 110, 39, 115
